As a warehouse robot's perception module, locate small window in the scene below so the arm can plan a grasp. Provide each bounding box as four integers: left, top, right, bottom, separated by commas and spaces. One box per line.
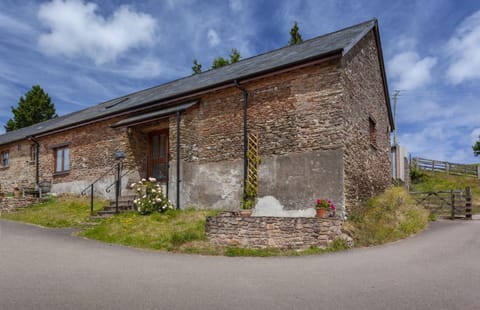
54, 146, 70, 173
1, 150, 9, 167
31, 144, 37, 162
369, 117, 377, 146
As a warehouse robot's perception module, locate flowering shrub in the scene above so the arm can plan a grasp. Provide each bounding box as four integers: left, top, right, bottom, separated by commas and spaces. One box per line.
130, 178, 174, 215
316, 199, 336, 212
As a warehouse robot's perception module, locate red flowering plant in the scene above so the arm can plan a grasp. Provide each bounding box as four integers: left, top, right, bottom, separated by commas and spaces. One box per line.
315, 199, 336, 212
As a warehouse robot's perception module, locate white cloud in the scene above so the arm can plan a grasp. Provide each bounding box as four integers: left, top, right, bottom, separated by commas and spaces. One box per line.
207, 29, 220, 47
446, 10, 480, 84
229, 0, 242, 11
471, 128, 480, 144
388, 51, 437, 90
37, 0, 157, 64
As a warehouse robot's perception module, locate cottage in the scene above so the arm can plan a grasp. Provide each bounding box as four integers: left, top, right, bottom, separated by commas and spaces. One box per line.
0, 19, 393, 217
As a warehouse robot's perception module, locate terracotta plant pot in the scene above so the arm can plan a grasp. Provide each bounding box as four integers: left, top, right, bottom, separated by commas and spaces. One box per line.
316, 208, 327, 218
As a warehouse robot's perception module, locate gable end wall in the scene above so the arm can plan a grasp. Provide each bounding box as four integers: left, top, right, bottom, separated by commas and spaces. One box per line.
341, 30, 392, 212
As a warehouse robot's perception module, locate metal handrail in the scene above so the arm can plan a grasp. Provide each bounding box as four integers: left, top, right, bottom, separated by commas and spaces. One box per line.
80, 163, 119, 195
81, 162, 122, 216
105, 169, 133, 193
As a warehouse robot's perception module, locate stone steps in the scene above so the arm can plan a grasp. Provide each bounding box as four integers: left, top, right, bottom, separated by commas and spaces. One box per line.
95, 195, 137, 217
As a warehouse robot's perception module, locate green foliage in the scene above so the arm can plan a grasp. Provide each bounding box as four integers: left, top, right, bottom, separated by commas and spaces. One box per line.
241, 182, 257, 210
192, 59, 202, 74
130, 178, 174, 214
229, 48, 241, 63
211, 48, 241, 69
5, 85, 57, 131
409, 170, 480, 214
0, 195, 106, 227
80, 209, 216, 251
410, 168, 427, 184
473, 136, 480, 156
347, 187, 429, 247
288, 21, 303, 45
212, 56, 230, 69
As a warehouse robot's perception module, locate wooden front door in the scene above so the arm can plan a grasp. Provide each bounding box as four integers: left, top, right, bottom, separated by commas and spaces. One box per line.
148, 130, 169, 182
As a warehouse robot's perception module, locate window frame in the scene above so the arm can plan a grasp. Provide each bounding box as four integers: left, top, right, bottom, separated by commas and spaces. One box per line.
1, 150, 9, 167
30, 144, 37, 163
54, 146, 70, 174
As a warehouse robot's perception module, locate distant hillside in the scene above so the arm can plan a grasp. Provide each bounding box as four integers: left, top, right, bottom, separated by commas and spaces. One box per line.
410, 170, 480, 213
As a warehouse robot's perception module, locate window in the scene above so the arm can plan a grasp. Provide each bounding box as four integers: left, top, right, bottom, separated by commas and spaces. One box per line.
54, 146, 69, 173
1, 150, 9, 167
30, 144, 37, 162
369, 117, 377, 147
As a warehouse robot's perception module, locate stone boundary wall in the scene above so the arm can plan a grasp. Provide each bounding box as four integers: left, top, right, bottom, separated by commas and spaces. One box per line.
0, 197, 42, 213
206, 212, 352, 250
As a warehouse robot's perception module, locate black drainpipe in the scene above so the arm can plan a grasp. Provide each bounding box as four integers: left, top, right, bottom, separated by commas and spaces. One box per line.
234, 80, 248, 198
28, 137, 40, 187
176, 110, 181, 210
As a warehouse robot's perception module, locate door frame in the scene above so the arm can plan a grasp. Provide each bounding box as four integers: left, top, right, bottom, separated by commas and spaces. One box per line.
147, 129, 169, 182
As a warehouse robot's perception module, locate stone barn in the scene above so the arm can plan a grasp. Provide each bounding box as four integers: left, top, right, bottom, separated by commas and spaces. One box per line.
0, 19, 393, 217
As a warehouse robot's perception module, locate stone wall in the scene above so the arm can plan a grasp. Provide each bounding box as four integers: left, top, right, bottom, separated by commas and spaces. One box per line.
169, 59, 347, 210
206, 212, 352, 250
0, 141, 36, 192
341, 31, 392, 212
0, 197, 42, 213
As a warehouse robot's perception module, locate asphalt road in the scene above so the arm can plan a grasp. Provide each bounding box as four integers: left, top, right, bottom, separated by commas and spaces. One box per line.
1, 219, 479, 310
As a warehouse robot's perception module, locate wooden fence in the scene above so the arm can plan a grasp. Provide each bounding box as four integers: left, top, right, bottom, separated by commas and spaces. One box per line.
411, 157, 480, 178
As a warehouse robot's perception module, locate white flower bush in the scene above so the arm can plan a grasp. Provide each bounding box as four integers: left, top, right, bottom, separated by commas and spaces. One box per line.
130, 179, 174, 215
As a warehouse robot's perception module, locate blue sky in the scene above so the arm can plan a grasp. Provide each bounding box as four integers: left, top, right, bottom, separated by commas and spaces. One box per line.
1, 0, 480, 163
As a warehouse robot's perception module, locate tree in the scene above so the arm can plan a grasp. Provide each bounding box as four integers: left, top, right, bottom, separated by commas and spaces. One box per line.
473, 136, 480, 156
288, 21, 303, 45
192, 59, 202, 74
212, 48, 241, 69
212, 56, 230, 69
5, 85, 57, 132
229, 48, 241, 63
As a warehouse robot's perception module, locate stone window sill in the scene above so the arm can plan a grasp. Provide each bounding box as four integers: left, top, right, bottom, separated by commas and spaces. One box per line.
0, 165, 10, 170
53, 171, 70, 177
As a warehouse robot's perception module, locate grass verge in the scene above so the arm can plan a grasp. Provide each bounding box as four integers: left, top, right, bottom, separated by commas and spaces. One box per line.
410, 170, 480, 214
345, 187, 429, 247
79, 209, 218, 252
1, 196, 351, 256
0, 195, 106, 228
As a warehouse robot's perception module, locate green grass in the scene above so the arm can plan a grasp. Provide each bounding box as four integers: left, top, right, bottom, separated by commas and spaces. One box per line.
79, 209, 219, 252
1, 196, 351, 256
346, 187, 429, 247
410, 170, 480, 214
0, 195, 106, 228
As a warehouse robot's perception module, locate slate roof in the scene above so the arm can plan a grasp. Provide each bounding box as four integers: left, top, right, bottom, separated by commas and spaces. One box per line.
0, 18, 385, 146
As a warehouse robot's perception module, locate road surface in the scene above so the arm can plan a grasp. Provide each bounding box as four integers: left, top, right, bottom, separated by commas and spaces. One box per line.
1, 219, 479, 310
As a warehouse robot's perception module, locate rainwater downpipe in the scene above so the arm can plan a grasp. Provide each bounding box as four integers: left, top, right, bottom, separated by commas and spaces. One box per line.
234, 80, 248, 198
176, 110, 181, 210
28, 137, 40, 187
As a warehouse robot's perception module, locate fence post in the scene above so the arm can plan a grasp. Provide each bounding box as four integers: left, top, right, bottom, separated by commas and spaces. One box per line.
465, 186, 472, 220
477, 165, 480, 179
432, 160, 435, 171
450, 190, 455, 220
446, 162, 450, 174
